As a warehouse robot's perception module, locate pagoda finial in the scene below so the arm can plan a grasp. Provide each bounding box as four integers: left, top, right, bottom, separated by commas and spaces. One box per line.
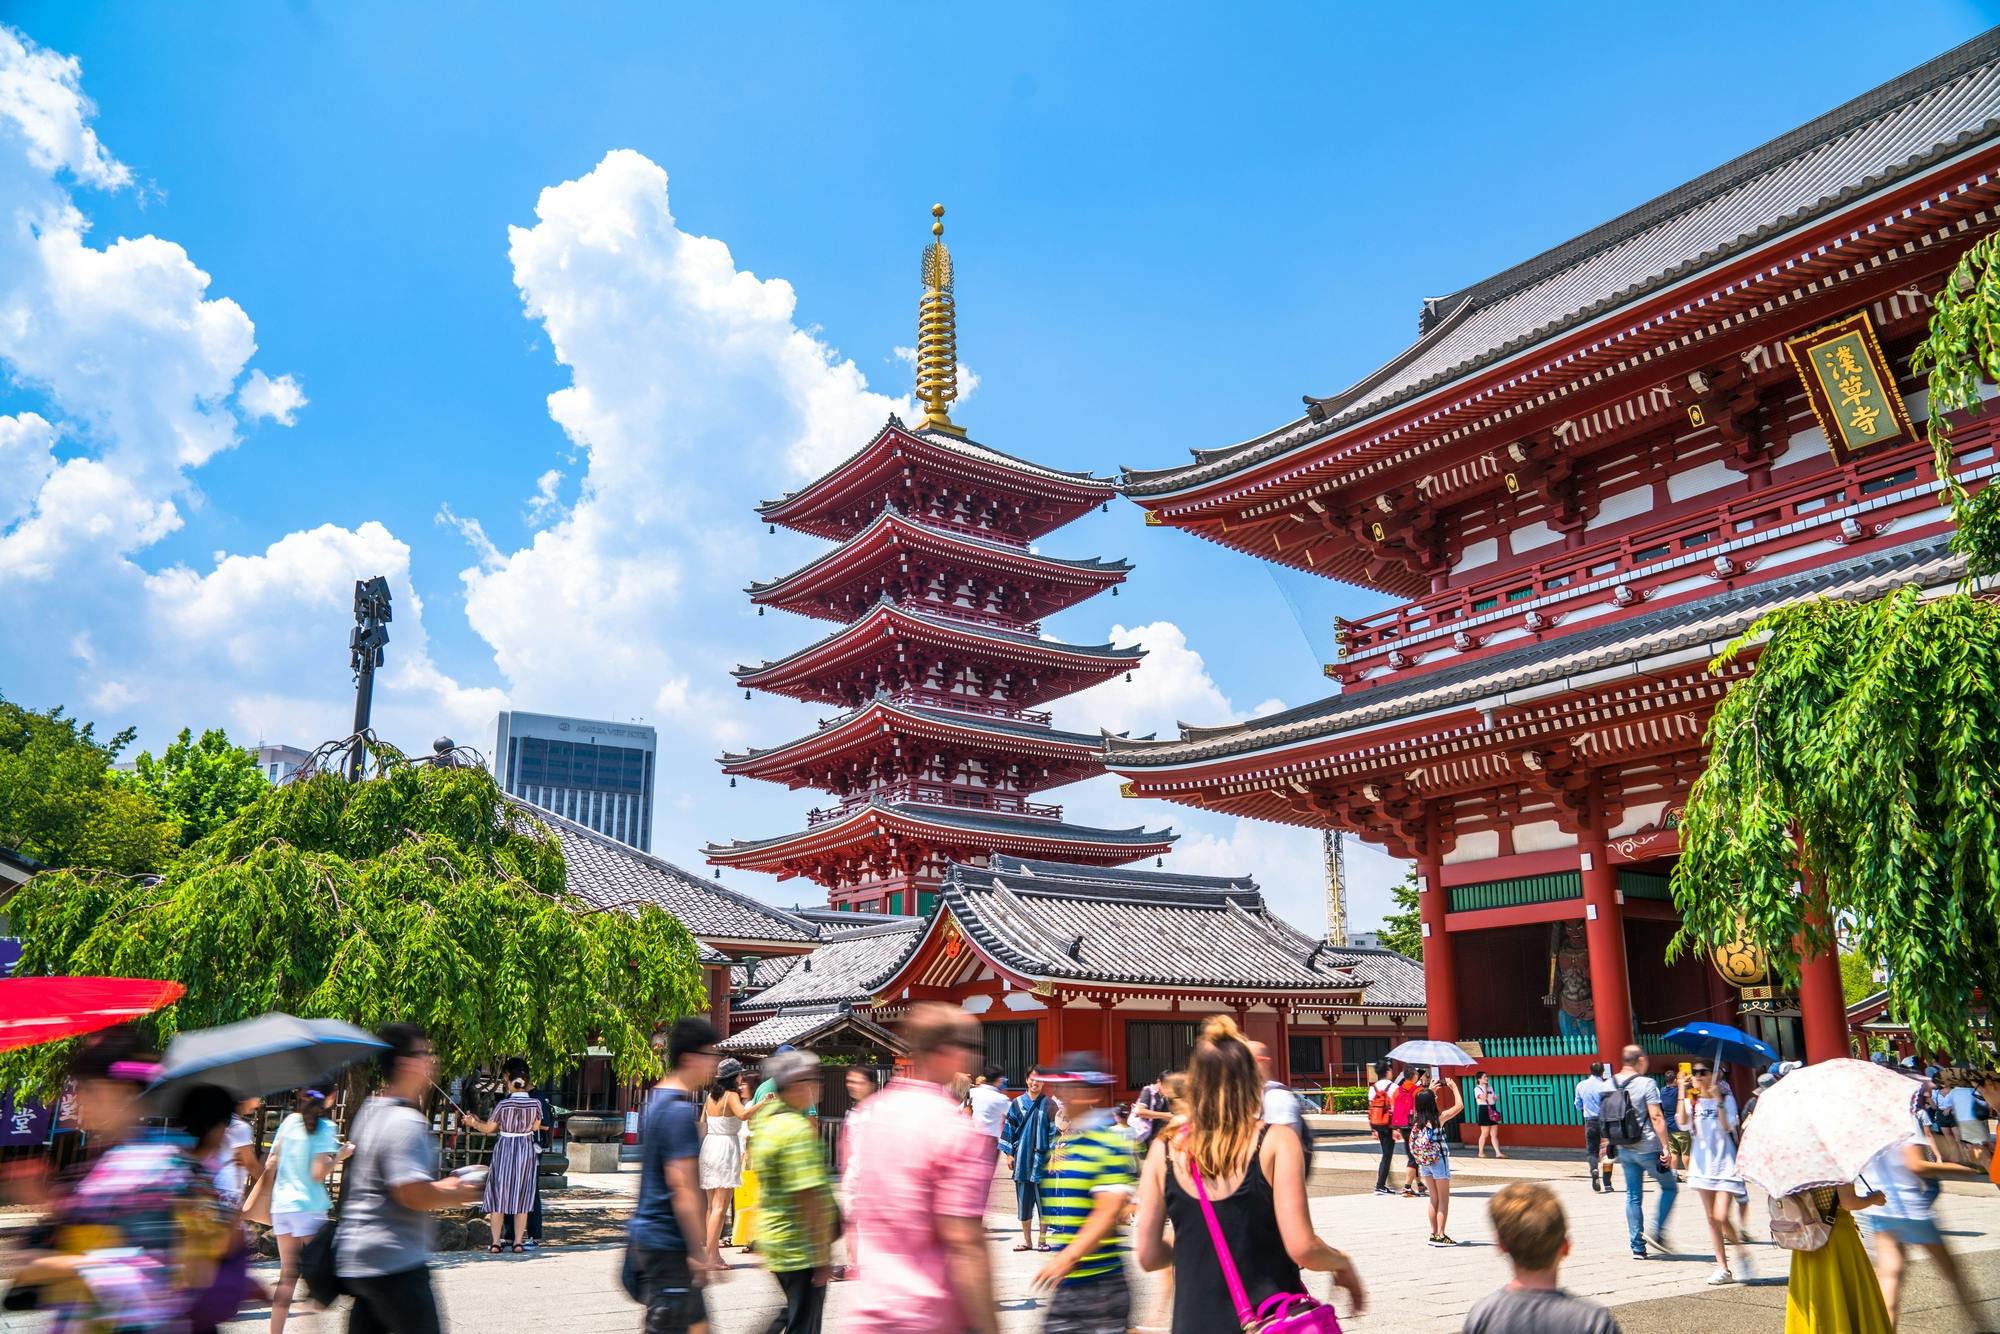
916, 203, 966, 437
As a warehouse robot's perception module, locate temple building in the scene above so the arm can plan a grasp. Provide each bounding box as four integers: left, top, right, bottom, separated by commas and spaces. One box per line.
724, 855, 1425, 1090
1108, 35, 2000, 1142
706, 206, 1174, 912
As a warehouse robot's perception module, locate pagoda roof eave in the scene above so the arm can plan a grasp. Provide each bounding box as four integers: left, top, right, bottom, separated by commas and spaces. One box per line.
758, 418, 1117, 531
718, 698, 1106, 774
703, 801, 1175, 867
732, 597, 1144, 688
1104, 532, 1964, 781
1120, 34, 2000, 509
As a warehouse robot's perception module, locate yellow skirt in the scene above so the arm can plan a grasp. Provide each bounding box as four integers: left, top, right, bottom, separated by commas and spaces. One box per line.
1785, 1212, 1891, 1334
731, 1165, 760, 1247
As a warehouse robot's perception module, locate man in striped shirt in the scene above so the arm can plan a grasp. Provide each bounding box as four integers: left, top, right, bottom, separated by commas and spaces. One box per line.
1031, 1053, 1138, 1334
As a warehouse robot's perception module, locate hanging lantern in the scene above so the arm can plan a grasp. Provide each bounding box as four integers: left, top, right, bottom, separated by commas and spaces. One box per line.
728, 776, 737, 788
1711, 925, 1769, 988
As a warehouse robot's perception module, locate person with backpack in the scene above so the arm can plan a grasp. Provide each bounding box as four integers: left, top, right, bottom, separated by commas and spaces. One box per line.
1574, 1063, 1614, 1193
1409, 1071, 1464, 1247
1366, 1064, 1399, 1195
1391, 1070, 1420, 1197
1130, 1071, 1172, 1151
1598, 1045, 1676, 1260
1777, 1180, 1890, 1333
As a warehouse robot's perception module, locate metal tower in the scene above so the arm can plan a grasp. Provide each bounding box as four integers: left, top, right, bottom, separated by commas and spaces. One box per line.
1322, 828, 1348, 946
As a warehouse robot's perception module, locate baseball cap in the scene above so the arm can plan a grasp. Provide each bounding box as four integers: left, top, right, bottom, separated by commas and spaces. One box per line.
1043, 1051, 1115, 1087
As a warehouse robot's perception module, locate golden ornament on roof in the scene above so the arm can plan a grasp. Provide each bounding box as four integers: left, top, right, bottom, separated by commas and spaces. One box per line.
915, 202, 965, 437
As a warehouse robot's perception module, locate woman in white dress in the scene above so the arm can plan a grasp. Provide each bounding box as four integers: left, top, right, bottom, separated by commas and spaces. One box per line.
699, 1057, 751, 1256
1677, 1061, 1753, 1286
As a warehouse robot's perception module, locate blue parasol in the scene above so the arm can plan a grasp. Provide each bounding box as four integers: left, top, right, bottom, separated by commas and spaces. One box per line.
142, 1012, 386, 1110
1660, 1021, 1779, 1070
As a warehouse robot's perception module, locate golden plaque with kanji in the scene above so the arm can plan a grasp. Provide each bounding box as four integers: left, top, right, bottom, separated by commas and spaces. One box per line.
1785, 310, 1917, 458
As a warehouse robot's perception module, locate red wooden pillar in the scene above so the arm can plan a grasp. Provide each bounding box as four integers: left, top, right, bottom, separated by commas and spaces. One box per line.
1417, 851, 1459, 1042
1798, 895, 1848, 1064
1580, 839, 1634, 1061
1275, 1008, 1292, 1085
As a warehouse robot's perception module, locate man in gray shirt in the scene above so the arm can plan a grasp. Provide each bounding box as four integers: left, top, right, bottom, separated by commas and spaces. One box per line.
336, 1023, 483, 1334
1465, 1182, 1620, 1334
1604, 1044, 1677, 1258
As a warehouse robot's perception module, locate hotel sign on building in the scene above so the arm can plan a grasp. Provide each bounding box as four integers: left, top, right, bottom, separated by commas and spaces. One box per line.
491, 710, 658, 851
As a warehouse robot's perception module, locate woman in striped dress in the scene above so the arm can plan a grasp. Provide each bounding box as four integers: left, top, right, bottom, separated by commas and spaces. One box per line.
465, 1076, 542, 1253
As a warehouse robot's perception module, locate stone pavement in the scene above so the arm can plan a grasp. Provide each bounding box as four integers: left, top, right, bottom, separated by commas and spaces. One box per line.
188, 1146, 2000, 1333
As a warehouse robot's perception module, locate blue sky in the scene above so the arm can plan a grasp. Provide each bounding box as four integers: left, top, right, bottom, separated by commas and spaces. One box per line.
2, 2, 1994, 933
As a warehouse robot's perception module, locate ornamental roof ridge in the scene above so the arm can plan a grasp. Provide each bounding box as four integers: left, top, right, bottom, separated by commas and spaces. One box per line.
702, 800, 1176, 857
743, 507, 1134, 596
1120, 30, 2000, 500
756, 418, 1115, 516
717, 697, 1105, 767
984, 853, 1256, 895
731, 594, 1147, 680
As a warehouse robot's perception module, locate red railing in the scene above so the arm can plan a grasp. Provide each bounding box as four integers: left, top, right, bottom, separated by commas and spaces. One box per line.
805, 782, 1064, 827
882, 691, 1054, 727
1335, 437, 1991, 663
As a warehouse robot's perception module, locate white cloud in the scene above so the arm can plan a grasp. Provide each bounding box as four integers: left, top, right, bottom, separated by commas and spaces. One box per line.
0, 25, 487, 758
1171, 819, 1411, 941
237, 369, 308, 425
1054, 620, 1282, 739
523, 468, 567, 528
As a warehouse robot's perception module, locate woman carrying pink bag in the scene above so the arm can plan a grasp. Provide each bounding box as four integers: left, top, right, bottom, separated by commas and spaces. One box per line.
1132, 1016, 1364, 1331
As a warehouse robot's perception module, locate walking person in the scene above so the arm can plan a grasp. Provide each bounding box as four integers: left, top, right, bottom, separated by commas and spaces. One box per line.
335, 1023, 485, 1334
208, 1094, 262, 1214
837, 1068, 878, 1281
1391, 1069, 1420, 1196
1032, 1054, 1138, 1334
845, 1003, 998, 1334
630, 1017, 725, 1334
698, 1059, 751, 1262
262, 1087, 341, 1334
1000, 1068, 1059, 1252
1364, 1064, 1399, 1195
967, 1064, 1010, 1157
1410, 1071, 1464, 1246
461, 1075, 542, 1256
749, 1050, 834, 1334
1860, 1118, 1987, 1321
1781, 1180, 1891, 1333
1472, 1072, 1505, 1158
1600, 1044, 1677, 1259
1130, 1071, 1171, 1151
1132, 1016, 1365, 1330
1464, 1183, 1620, 1333
1575, 1063, 1613, 1192
1677, 1062, 1752, 1285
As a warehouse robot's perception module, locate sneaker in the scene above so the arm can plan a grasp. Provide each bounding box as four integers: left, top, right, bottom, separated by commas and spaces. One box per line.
1631, 1248, 1648, 1260
1735, 1249, 1756, 1280
1426, 1235, 1449, 1247
1706, 1267, 1735, 1286
1436, 1234, 1456, 1246
1590, 1178, 1602, 1193
1647, 1228, 1671, 1254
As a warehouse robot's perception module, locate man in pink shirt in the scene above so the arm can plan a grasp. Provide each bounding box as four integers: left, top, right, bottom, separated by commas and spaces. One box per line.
845, 1003, 999, 1334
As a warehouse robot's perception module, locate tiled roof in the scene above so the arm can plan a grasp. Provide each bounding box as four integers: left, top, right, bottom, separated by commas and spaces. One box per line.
1124, 31, 2000, 498
1312, 946, 1427, 1010
746, 508, 1130, 596
704, 800, 1175, 857
716, 1007, 904, 1055
1108, 534, 1962, 767
523, 804, 819, 945
759, 418, 1114, 516
732, 597, 1145, 681
735, 921, 924, 1013
936, 860, 1370, 992
720, 698, 1104, 767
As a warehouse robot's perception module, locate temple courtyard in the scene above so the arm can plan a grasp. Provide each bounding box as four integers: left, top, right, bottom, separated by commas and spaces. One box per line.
207, 1140, 2000, 1333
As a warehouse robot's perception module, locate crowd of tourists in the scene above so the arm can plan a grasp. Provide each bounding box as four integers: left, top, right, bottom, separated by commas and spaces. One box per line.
3, 1011, 1995, 1334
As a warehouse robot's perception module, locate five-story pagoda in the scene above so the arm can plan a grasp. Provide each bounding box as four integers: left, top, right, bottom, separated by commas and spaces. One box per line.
706, 207, 1174, 913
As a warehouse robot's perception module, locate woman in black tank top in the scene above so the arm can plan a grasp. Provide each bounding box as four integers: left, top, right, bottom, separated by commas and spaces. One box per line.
1133, 1017, 1366, 1330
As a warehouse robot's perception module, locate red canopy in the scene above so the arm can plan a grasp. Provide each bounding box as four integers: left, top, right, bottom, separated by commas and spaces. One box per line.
0, 977, 185, 1052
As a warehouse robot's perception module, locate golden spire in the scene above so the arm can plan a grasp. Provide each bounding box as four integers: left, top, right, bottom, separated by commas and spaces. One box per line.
916, 203, 965, 437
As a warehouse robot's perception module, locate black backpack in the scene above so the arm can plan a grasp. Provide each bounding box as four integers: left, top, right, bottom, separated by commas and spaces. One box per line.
1599, 1075, 1645, 1146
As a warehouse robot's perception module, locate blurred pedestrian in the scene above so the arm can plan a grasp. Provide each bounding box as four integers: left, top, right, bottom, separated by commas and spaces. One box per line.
1132, 1016, 1363, 1330
699, 1058, 751, 1262
1130, 1071, 1171, 1152
1032, 1053, 1138, 1334
750, 1050, 834, 1334
1860, 1115, 1985, 1320
4, 1028, 235, 1332
335, 1022, 485, 1334
1391, 1069, 1419, 1196
967, 1065, 1009, 1156
1678, 1062, 1751, 1285
1781, 1181, 1891, 1333
838, 1069, 879, 1279
845, 1003, 998, 1334
461, 1075, 541, 1255
733, 1066, 761, 1250
630, 1017, 724, 1334
1464, 1183, 1619, 1333
1472, 1072, 1505, 1158
1000, 1068, 1058, 1252
263, 1087, 341, 1334
208, 1094, 262, 1213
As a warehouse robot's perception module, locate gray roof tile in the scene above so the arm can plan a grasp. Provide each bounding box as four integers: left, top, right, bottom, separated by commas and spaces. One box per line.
735, 921, 924, 1012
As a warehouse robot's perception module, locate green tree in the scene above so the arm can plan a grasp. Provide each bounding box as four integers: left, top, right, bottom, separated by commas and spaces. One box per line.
1378, 866, 1423, 960
1671, 235, 2000, 1058
0, 746, 707, 1095
1839, 948, 1879, 1009
122, 727, 269, 847
0, 699, 176, 874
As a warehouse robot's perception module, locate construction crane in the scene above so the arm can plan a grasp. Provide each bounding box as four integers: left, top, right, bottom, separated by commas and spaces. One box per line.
1322, 828, 1348, 947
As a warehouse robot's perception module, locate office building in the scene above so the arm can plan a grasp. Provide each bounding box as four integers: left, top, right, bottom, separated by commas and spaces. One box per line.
491, 711, 657, 851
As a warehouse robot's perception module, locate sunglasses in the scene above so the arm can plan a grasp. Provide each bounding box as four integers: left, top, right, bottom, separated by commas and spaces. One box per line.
1691, 1068, 1712, 1076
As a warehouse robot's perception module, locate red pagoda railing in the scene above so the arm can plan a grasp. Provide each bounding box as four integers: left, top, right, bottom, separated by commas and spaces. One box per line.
806, 783, 1063, 827
1334, 434, 1996, 666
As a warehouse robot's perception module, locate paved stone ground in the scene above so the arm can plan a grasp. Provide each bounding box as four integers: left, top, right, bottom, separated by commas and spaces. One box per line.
178, 1139, 2000, 1333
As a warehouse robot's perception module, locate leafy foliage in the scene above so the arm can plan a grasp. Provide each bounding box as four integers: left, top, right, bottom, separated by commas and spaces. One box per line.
1378, 867, 1423, 961
0, 698, 176, 874
120, 727, 269, 847
1839, 949, 1879, 1009
0, 749, 707, 1095
1672, 248, 2000, 1059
